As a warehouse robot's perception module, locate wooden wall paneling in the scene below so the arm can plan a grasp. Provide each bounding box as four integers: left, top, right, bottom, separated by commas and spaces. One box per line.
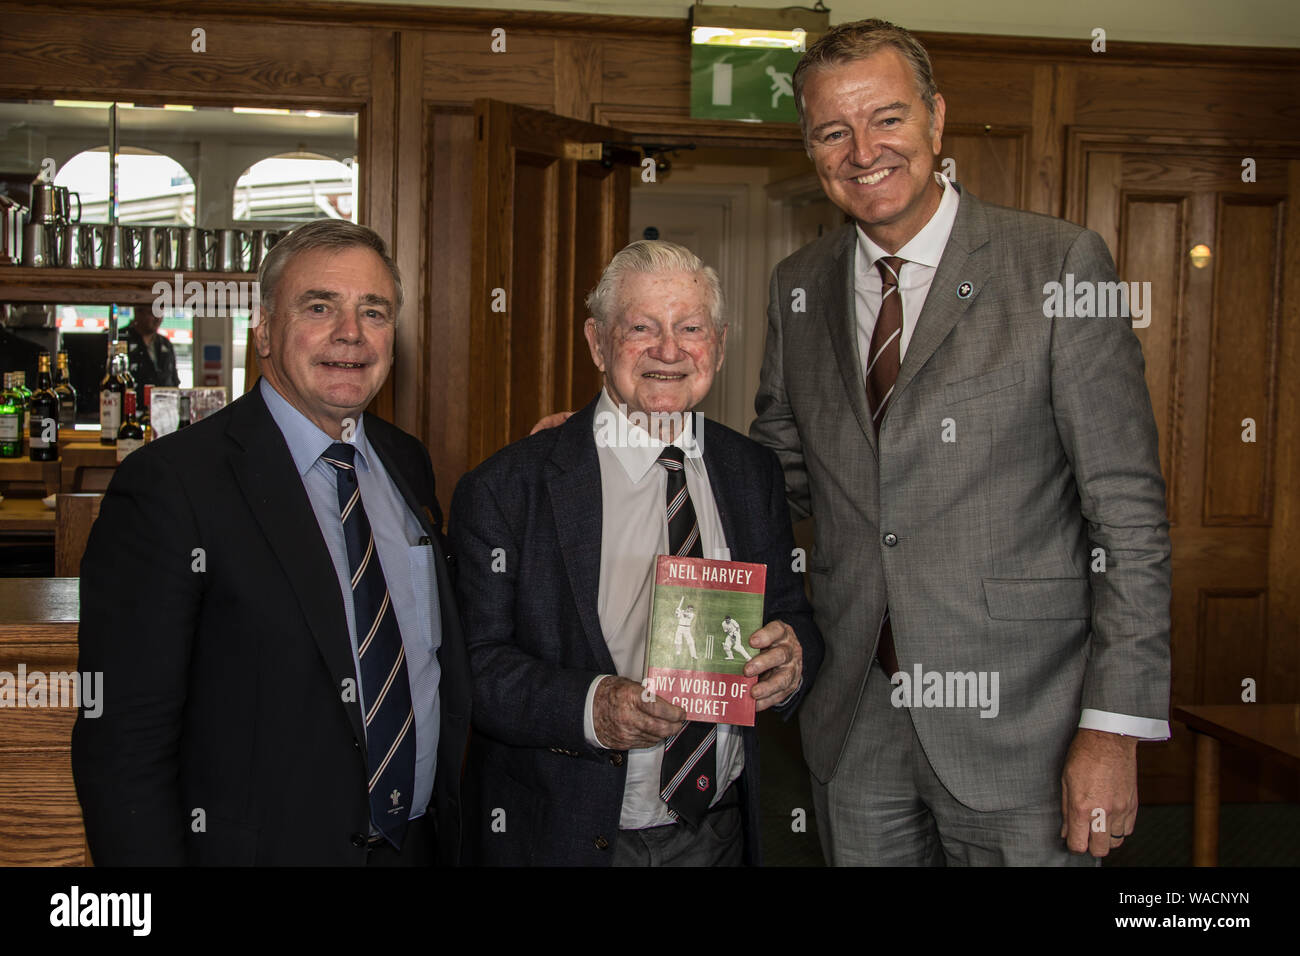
926, 56, 1037, 133
600, 37, 690, 115
1202, 196, 1283, 525
421, 30, 555, 110
424, 108, 476, 504
1082, 151, 1122, 256
940, 126, 1027, 210
1118, 193, 1186, 509
554, 36, 603, 122
1268, 160, 1300, 709
1029, 64, 1074, 218
1068, 130, 1300, 803
1072, 65, 1300, 135
469, 99, 515, 469
0, 14, 372, 104
508, 153, 559, 436
1197, 590, 1269, 703
362, 29, 398, 425
1175, 192, 1219, 534
568, 162, 628, 409
389, 29, 425, 436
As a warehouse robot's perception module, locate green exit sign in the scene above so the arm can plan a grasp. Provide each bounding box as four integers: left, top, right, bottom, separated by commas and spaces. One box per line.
691, 45, 802, 123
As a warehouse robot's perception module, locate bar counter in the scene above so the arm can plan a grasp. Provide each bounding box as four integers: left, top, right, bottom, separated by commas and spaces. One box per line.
0, 577, 88, 865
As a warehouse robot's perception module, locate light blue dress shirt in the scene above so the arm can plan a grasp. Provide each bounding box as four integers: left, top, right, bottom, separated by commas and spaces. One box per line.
261, 378, 442, 819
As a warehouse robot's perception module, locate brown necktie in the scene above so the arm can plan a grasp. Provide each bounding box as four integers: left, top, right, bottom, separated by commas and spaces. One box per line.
866, 256, 904, 676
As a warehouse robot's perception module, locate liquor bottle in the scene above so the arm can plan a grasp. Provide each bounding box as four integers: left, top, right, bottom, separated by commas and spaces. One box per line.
28, 351, 59, 462
54, 349, 77, 429
11, 370, 30, 440
140, 385, 155, 443
116, 390, 145, 463
178, 391, 191, 430
99, 341, 130, 445
0, 374, 22, 459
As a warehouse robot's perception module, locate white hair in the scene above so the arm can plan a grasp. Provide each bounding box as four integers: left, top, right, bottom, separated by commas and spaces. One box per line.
585, 240, 724, 333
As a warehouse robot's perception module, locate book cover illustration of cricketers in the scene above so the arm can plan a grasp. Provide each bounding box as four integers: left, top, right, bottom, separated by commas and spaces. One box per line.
643, 554, 767, 727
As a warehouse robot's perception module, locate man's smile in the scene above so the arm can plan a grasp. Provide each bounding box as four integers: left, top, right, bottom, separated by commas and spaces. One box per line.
853, 167, 896, 186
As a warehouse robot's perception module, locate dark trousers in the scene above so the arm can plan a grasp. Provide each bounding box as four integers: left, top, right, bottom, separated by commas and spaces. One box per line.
366, 812, 437, 867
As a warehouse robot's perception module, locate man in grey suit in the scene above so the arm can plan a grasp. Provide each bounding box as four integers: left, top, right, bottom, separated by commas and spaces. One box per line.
750, 19, 1171, 865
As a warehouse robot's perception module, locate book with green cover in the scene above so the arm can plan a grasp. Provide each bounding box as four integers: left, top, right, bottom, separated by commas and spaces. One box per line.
643, 554, 767, 726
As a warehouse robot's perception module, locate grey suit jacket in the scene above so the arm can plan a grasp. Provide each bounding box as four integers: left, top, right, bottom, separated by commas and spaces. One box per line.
750, 185, 1171, 811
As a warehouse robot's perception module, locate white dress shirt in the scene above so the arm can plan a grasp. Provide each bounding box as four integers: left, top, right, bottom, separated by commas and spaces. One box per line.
852, 173, 1170, 742
581, 387, 745, 829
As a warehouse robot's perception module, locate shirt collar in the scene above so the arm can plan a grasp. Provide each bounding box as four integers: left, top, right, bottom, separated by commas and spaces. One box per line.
856, 171, 961, 273
593, 385, 700, 484
259, 377, 371, 477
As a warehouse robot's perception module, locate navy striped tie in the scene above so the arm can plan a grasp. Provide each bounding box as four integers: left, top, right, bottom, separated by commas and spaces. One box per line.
656, 445, 717, 827
322, 442, 415, 849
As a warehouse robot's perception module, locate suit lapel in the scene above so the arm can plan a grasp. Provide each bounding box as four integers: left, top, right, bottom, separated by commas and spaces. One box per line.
702, 420, 744, 558
545, 399, 616, 673
821, 226, 879, 459
893, 185, 992, 402
226, 387, 367, 747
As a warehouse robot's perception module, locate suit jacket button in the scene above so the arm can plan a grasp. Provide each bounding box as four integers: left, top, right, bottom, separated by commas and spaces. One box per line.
609, 753, 623, 766
350, 833, 367, 848
594, 836, 609, 850
883, 533, 898, 547
353, 738, 362, 750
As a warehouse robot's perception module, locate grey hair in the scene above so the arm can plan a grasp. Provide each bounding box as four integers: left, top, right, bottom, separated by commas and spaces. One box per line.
794, 18, 940, 149
585, 239, 724, 333
257, 218, 404, 322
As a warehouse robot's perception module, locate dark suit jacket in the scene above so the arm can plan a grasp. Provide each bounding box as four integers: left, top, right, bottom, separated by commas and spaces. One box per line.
71, 381, 471, 865
448, 396, 823, 866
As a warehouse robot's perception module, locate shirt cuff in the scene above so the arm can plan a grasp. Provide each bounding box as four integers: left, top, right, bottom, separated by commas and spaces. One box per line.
584, 675, 614, 749
1078, 709, 1171, 741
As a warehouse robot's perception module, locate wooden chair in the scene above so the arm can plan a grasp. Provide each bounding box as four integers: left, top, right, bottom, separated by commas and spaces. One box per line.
54, 493, 103, 578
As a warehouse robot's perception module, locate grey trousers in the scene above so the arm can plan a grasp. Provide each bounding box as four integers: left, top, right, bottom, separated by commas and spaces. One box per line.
811, 663, 1098, 866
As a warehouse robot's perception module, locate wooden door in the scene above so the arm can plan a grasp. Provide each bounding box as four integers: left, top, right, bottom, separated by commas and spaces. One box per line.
1069, 132, 1300, 803
468, 100, 630, 466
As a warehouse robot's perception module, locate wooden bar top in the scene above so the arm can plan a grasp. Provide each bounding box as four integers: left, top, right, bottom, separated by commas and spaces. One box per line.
0, 457, 62, 477
0, 496, 56, 531
0, 578, 79, 642
1173, 704, 1300, 768
60, 442, 118, 464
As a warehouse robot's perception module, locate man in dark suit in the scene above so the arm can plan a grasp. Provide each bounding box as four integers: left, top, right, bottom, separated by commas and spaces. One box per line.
451, 240, 823, 866
750, 19, 1170, 865
72, 219, 470, 866
123, 309, 180, 391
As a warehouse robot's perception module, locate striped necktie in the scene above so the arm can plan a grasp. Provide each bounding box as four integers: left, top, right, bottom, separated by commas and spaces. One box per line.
321, 442, 416, 849
656, 444, 717, 827
866, 257, 904, 676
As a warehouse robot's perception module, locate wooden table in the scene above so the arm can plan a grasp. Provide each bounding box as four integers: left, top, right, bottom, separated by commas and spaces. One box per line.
0, 496, 56, 533
1172, 703, 1300, 866
0, 578, 88, 865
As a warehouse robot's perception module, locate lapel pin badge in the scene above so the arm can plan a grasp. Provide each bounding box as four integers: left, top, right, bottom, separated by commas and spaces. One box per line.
957, 281, 974, 299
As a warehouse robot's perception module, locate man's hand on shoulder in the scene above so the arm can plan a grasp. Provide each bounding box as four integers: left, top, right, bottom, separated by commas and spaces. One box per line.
1060, 727, 1139, 857
530, 410, 573, 434
593, 676, 686, 751
745, 620, 803, 712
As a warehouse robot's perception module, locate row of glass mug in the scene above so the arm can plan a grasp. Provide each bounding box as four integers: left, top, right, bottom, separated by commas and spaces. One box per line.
18, 223, 285, 272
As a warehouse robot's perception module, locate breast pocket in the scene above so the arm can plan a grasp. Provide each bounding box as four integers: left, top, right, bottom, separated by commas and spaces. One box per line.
944, 361, 1025, 405
408, 544, 441, 657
